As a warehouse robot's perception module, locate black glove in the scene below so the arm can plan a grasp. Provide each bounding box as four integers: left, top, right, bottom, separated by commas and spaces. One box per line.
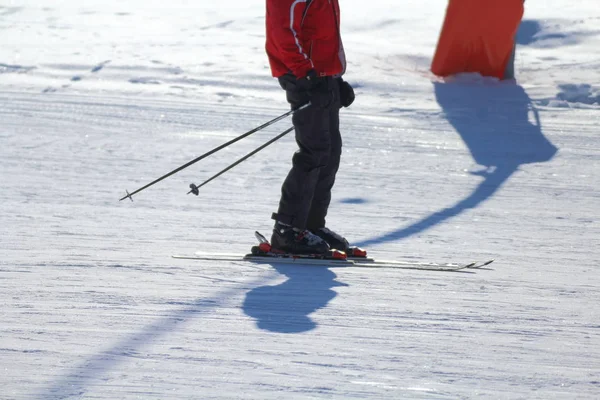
296, 70, 332, 108
338, 78, 355, 108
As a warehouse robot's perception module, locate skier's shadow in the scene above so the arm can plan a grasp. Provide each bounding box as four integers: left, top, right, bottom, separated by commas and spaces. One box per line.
356, 82, 557, 248
243, 263, 347, 333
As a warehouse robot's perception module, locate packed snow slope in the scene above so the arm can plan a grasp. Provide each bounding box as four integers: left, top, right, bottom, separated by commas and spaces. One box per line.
1, 1, 599, 399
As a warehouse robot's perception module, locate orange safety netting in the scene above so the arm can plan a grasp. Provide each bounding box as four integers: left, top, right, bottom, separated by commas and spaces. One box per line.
431, 0, 524, 79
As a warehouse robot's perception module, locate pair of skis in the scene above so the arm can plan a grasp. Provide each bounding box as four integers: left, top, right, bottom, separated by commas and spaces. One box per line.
172, 232, 495, 272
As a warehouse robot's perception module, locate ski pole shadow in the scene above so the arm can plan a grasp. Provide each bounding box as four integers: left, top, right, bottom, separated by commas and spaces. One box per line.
356, 81, 557, 248
243, 263, 347, 333
38, 267, 275, 399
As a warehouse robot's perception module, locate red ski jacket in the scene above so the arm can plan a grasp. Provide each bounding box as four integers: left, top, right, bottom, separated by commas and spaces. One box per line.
266, 0, 346, 79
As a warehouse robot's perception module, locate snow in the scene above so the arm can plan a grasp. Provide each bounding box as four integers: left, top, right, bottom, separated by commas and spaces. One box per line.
1, 1, 599, 399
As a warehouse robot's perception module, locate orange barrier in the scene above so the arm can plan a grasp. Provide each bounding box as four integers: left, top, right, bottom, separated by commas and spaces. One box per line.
431, 0, 524, 79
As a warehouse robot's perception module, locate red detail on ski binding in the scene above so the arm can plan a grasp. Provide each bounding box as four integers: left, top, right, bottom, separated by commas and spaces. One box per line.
258, 242, 272, 253
331, 250, 347, 260
349, 247, 367, 258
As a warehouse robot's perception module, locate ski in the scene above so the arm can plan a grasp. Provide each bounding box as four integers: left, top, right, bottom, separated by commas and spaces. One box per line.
349, 258, 495, 269
171, 231, 494, 272
171, 253, 489, 272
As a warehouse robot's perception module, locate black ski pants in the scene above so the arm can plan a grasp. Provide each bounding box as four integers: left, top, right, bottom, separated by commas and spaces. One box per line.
273, 74, 342, 230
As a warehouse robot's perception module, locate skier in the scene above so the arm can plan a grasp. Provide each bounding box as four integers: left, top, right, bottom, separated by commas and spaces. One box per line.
265, 0, 355, 254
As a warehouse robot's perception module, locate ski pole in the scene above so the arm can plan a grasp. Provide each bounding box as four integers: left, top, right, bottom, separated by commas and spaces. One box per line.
119, 103, 308, 201
188, 126, 294, 195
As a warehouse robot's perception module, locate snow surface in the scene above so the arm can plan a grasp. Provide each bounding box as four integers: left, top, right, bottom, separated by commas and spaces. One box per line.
1, 1, 599, 399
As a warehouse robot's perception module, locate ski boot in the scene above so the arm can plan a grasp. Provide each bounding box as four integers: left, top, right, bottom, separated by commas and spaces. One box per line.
311, 227, 367, 258
270, 222, 331, 255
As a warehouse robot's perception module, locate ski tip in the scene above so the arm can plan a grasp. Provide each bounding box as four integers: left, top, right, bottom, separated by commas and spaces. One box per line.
480, 259, 495, 267
465, 259, 496, 269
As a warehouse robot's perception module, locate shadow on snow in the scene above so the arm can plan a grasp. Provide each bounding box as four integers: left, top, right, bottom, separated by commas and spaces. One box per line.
38, 272, 275, 399
40, 264, 347, 398
243, 263, 347, 333
516, 19, 600, 48
355, 82, 557, 249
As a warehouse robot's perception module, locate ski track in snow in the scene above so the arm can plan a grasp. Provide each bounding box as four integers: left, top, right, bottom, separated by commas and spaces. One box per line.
1, 1, 600, 399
